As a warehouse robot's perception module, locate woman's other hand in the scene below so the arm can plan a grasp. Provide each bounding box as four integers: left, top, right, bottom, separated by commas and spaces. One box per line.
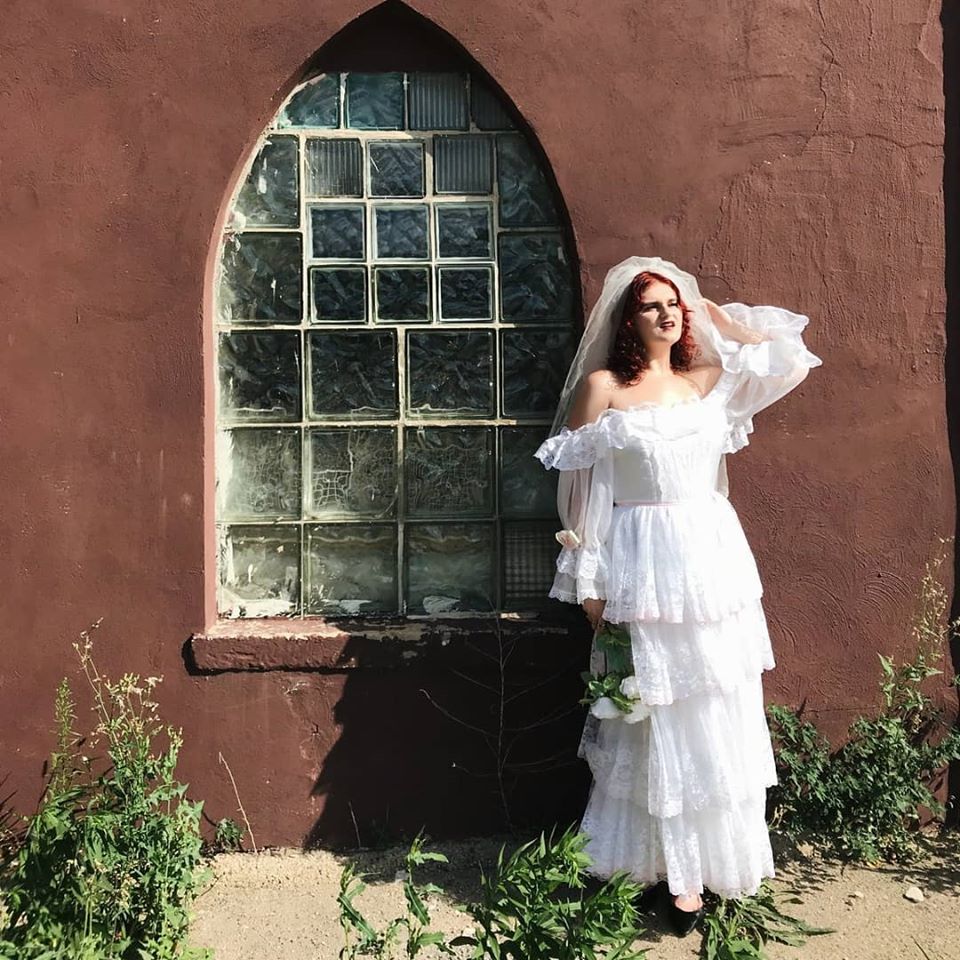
702, 297, 736, 337
582, 597, 607, 630
702, 298, 768, 344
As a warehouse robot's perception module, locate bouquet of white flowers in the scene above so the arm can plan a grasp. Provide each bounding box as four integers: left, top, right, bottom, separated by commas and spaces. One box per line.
579, 621, 651, 724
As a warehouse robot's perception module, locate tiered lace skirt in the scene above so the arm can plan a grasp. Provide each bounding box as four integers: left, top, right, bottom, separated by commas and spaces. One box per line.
578, 499, 778, 899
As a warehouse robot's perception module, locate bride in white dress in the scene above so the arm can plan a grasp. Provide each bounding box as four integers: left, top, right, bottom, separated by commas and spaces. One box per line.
534, 257, 821, 934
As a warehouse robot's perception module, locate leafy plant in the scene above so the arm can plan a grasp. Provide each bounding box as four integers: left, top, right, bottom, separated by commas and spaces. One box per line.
213, 818, 244, 853
460, 826, 646, 960
768, 547, 960, 862
700, 882, 831, 960
338, 834, 452, 959
337, 827, 647, 960
0, 624, 211, 959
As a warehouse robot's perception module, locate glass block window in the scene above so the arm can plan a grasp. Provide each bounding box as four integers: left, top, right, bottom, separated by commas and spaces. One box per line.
215, 72, 575, 618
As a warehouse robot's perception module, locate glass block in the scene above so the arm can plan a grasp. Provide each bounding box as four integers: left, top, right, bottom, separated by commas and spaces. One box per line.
218, 232, 302, 323
305, 139, 362, 197
231, 136, 299, 228
434, 135, 493, 194
438, 267, 492, 321
217, 428, 301, 520
218, 331, 301, 422
500, 427, 557, 518
404, 427, 493, 518
407, 331, 494, 418
310, 205, 365, 260
369, 141, 424, 197
345, 72, 404, 130
502, 521, 556, 608
405, 523, 495, 614
310, 267, 366, 324
309, 330, 397, 420
305, 524, 398, 615
496, 134, 559, 227
436, 205, 491, 258
501, 328, 574, 416
498, 233, 572, 321
375, 267, 430, 323
470, 80, 514, 130
218, 524, 300, 618
408, 73, 468, 130
307, 428, 397, 519
277, 73, 340, 129
374, 205, 429, 259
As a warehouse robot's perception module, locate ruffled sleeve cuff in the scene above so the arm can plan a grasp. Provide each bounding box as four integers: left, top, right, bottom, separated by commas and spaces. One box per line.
707, 303, 822, 377
703, 303, 822, 453
549, 543, 607, 604
533, 421, 600, 471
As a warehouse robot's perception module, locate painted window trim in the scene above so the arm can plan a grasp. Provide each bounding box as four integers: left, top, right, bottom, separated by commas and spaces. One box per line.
189, 609, 582, 673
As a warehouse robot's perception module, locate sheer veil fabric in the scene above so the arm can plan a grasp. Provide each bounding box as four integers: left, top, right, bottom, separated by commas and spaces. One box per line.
549, 257, 723, 436
535, 256, 822, 899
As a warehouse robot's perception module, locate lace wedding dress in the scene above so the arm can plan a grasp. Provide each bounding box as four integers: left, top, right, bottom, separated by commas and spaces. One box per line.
534, 303, 821, 899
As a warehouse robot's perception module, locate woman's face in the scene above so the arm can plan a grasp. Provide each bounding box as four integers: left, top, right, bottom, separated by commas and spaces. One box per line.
629, 280, 683, 349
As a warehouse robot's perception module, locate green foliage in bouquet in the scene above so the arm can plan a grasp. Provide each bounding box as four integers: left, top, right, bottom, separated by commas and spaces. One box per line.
580, 623, 635, 715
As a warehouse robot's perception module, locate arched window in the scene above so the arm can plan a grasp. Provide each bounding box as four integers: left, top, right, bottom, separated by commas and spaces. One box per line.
215, 69, 576, 618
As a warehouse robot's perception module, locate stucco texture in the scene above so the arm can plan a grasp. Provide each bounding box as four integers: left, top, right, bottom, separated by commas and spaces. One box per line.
0, 0, 955, 846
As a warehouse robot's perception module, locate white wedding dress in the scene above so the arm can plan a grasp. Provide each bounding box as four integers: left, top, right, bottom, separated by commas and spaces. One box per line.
534, 304, 821, 899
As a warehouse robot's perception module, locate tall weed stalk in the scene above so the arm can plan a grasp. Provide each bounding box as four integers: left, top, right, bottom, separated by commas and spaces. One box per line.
0, 624, 211, 959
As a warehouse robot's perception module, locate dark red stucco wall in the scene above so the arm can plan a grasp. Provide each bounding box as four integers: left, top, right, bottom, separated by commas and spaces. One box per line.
0, 0, 955, 846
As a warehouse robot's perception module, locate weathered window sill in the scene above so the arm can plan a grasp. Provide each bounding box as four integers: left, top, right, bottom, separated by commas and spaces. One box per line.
189, 612, 585, 673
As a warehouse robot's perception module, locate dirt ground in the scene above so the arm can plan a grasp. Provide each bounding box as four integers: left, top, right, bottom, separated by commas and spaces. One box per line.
189, 833, 960, 960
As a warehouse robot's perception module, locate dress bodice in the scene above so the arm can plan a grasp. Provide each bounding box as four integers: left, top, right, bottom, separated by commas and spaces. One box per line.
609, 400, 729, 504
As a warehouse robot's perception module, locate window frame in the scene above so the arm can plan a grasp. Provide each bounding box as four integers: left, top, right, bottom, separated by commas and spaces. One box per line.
208, 70, 580, 627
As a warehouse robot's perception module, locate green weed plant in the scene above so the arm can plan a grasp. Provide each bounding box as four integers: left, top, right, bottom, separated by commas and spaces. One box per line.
768, 548, 960, 862
338, 826, 647, 959
0, 625, 211, 959
212, 819, 244, 854
701, 882, 831, 960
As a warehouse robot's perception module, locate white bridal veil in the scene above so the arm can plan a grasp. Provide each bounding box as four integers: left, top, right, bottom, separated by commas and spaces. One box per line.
549, 256, 723, 437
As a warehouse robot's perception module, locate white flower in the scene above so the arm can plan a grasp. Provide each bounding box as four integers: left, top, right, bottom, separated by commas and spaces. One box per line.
623, 701, 652, 724
554, 529, 582, 549
618, 676, 651, 723
589, 697, 622, 720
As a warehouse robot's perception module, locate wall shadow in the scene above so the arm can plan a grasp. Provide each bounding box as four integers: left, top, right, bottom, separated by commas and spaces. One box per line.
304, 619, 593, 850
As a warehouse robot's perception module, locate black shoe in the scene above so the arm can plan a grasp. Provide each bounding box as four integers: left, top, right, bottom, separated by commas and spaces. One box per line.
637, 880, 666, 913
666, 894, 703, 937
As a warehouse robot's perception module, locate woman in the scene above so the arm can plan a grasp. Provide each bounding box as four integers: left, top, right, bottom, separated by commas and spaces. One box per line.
534, 256, 821, 935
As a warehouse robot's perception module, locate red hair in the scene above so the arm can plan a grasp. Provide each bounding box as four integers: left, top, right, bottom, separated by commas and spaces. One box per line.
606, 271, 698, 383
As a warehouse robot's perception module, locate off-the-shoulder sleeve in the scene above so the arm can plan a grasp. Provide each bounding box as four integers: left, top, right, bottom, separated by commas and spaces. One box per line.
703, 303, 822, 453
534, 420, 614, 604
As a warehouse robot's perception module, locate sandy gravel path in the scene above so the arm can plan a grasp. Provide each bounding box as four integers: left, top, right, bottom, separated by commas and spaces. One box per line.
189, 834, 959, 960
